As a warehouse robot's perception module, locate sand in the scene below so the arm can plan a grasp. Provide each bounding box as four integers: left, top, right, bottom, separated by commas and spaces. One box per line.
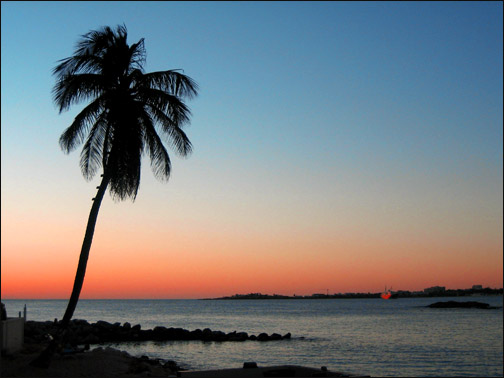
1, 344, 178, 377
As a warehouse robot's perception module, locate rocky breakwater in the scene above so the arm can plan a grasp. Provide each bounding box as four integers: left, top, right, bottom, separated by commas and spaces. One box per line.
24, 319, 292, 345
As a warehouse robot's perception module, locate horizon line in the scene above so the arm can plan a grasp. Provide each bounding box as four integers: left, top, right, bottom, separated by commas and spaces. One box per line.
3, 285, 503, 301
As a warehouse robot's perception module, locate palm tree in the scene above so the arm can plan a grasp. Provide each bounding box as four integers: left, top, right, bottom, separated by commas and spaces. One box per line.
31, 25, 197, 366
56, 24, 197, 325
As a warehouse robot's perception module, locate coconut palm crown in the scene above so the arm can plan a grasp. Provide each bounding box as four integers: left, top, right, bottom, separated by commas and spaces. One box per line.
54, 24, 198, 201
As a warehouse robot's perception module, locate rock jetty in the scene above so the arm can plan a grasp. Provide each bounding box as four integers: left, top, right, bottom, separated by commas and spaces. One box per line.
427, 301, 500, 309
24, 320, 292, 345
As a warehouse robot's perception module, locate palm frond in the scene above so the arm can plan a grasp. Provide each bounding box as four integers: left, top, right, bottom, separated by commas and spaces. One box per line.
141, 70, 198, 98
107, 141, 142, 201
146, 103, 192, 157
75, 25, 122, 59
106, 112, 145, 201
138, 111, 172, 181
53, 54, 104, 77
53, 74, 105, 113
140, 87, 192, 123
79, 118, 108, 180
128, 38, 146, 72
59, 97, 106, 153
53, 25, 128, 78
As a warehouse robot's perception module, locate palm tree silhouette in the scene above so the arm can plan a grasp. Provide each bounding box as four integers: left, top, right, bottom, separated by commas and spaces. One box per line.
31, 25, 197, 367
55, 23, 197, 325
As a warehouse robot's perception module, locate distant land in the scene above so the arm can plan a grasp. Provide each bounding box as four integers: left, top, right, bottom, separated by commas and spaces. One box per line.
205, 286, 503, 300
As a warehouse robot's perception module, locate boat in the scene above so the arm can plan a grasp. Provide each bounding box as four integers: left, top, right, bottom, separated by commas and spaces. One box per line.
380, 286, 397, 299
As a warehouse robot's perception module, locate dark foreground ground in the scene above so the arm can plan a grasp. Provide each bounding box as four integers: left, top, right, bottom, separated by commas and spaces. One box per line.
1, 344, 368, 377
1, 344, 176, 377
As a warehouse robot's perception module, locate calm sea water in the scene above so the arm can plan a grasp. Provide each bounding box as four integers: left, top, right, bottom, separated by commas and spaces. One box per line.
3, 297, 503, 377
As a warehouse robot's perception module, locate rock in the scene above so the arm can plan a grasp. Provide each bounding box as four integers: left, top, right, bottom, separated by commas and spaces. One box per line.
82, 333, 100, 344
94, 320, 113, 332
228, 331, 248, 341
19, 320, 293, 345
128, 360, 151, 374
153, 326, 168, 340
164, 360, 178, 367
202, 328, 213, 340
211, 330, 227, 341
76, 325, 94, 342
141, 356, 163, 366
236, 332, 248, 340
63, 329, 77, 342
270, 333, 282, 340
72, 319, 89, 326
164, 360, 179, 370
140, 329, 153, 341
257, 333, 269, 341
427, 301, 499, 309
95, 320, 112, 327
190, 329, 203, 339
173, 328, 191, 340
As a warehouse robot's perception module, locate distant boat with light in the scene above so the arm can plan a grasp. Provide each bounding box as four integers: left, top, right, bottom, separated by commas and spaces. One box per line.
380, 286, 396, 300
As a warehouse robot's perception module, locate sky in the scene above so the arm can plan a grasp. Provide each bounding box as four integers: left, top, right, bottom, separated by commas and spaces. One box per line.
1, 1, 502, 299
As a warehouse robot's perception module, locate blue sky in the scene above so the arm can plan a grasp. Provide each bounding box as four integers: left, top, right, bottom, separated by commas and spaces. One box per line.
1, 2, 503, 297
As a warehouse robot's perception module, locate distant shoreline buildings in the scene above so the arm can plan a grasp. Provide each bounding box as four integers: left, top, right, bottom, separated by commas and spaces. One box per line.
208, 285, 503, 300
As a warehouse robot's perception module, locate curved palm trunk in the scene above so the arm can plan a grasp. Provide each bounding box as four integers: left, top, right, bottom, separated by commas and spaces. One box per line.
61, 172, 110, 326
30, 173, 110, 368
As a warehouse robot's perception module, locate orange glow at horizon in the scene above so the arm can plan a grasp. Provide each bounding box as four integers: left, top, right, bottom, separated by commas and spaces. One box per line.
2, 220, 502, 299
2, 179, 502, 300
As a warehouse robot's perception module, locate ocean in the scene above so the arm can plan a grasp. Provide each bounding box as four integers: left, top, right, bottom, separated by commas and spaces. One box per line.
3, 296, 503, 377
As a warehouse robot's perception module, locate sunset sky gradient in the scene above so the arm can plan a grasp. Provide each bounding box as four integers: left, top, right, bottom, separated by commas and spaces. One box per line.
1, 1, 502, 299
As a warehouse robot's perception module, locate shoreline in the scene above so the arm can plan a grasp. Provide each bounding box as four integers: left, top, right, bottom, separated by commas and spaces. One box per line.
3, 291, 502, 301
205, 289, 504, 300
